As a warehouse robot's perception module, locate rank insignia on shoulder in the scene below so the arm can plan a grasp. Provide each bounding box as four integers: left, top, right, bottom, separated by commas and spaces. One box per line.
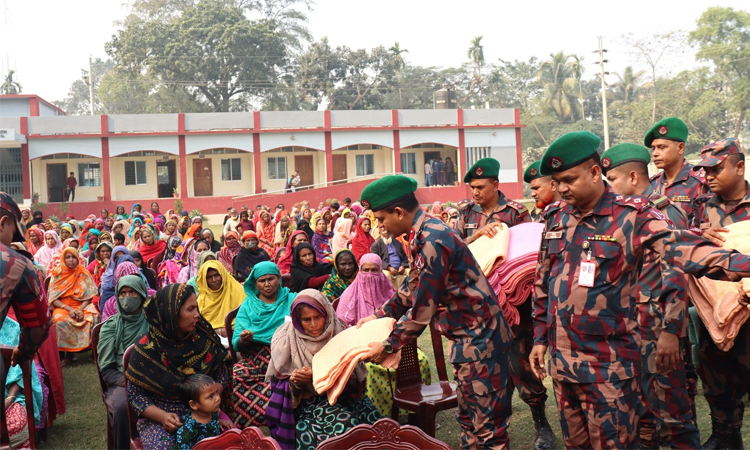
545, 231, 563, 239
589, 234, 616, 242
507, 200, 528, 212
671, 195, 691, 203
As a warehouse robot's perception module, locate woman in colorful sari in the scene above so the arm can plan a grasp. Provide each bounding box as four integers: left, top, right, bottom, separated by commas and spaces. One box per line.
100, 245, 132, 304
232, 262, 295, 429
310, 213, 333, 263
130, 203, 142, 217
86, 242, 113, 288
34, 230, 61, 273
276, 230, 308, 275
233, 231, 271, 283
25, 227, 44, 257
177, 239, 210, 284
320, 249, 358, 304
46, 238, 83, 278
160, 219, 179, 241
265, 290, 380, 449
217, 231, 241, 274
350, 217, 375, 263
125, 283, 232, 450
255, 210, 276, 258
196, 260, 245, 338
156, 237, 186, 288
48, 248, 99, 365
89, 231, 113, 264
289, 243, 331, 293
330, 218, 353, 254
182, 223, 202, 242
59, 223, 74, 242
186, 251, 216, 294
133, 225, 167, 271
273, 212, 295, 251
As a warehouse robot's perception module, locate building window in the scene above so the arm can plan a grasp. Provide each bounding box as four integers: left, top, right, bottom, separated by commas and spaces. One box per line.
400, 152, 417, 174
125, 161, 147, 185
466, 146, 491, 167
267, 157, 287, 180
78, 162, 101, 187
356, 154, 374, 176
221, 158, 242, 181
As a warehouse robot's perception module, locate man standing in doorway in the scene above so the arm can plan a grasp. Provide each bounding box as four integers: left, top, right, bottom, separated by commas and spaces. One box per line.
66, 172, 77, 202
290, 170, 301, 192
445, 157, 456, 185
424, 159, 432, 187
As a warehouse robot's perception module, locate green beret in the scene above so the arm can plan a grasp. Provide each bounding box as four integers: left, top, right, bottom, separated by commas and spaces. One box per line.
360, 175, 418, 212
523, 160, 546, 183
600, 143, 651, 174
464, 157, 500, 183
644, 117, 688, 148
540, 131, 601, 176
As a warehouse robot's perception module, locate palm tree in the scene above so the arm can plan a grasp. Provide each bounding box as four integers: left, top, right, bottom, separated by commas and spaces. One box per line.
467, 36, 484, 77
538, 52, 582, 124
611, 66, 646, 104
388, 42, 409, 69
1, 70, 22, 95
571, 55, 586, 118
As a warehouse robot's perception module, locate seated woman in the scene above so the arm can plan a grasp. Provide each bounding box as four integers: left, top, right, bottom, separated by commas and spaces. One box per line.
310, 213, 333, 263
101, 261, 156, 322
273, 212, 295, 251
130, 250, 158, 290
321, 249, 358, 304
330, 218, 353, 254
350, 217, 375, 263
177, 239, 210, 283
126, 284, 231, 450
233, 231, 271, 283
156, 236, 184, 288
290, 243, 331, 293
1, 317, 44, 449
232, 261, 295, 429
86, 242, 113, 287
33, 230, 61, 274
133, 225, 166, 274
266, 289, 380, 449
186, 251, 216, 294
97, 275, 150, 450
100, 245, 133, 308
217, 231, 241, 274
276, 230, 308, 275
48, 247, 99, 365
201, 229, 222, 253
195, 260, 245, 338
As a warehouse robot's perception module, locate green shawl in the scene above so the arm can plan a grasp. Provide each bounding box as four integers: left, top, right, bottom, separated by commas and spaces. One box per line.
97, 275, 150, 372
321, 249, 357, 303
233, 261, 296, 349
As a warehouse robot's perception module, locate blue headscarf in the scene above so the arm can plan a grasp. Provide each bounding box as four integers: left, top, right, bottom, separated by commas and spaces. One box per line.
129, 217, 143, 239
100, 245, 132, 301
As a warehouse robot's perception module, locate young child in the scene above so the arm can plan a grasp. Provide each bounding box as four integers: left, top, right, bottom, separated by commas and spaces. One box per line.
113, 233, 126, 247
173, 374, 231, 450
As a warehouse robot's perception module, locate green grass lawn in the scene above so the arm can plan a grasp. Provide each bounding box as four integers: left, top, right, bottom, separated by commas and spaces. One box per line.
41, 333, 749, 449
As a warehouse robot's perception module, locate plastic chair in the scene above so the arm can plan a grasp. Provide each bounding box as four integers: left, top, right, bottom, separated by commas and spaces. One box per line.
0, 345, 37, 449
91, 322, 114, 450
191, 427, 282, 450
225, 307, 240, 364
280, 274, 292, 289
390, 320, 457, 437
317, 417, 451, 450
121, 345, 143, 450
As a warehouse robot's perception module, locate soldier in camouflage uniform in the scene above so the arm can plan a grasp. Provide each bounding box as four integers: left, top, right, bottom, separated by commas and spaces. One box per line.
646, 117, 708, 222
529, 131, 750, 449
457, 157, 554, 449
690, 138, 750, 450
601, 144, 698, 449
359, 175, 514, 449
0, 192, 52, 366
525, 160, 562, 223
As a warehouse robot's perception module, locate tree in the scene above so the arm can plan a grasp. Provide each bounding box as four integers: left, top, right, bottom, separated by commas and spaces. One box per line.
462, 36, 485, 107
107, 0, 288, 112
1, 70, 22, 94
690, 6, 750, 137
55, 59, 114, 115
538, 51, 582, 124
610, 66, 647, 105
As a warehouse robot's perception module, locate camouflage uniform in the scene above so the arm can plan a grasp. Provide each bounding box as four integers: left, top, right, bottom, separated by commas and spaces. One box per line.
0, 241, 52, 357
691, 182, 750, 436
638, 185, 699, 449
377, 209, 514, 449
534, 185, 750, 449
455, 192, 547, 410
650, 161, 708, 222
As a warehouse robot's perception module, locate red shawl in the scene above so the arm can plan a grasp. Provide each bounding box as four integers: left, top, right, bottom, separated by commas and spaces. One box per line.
351, 217, 375, 263
138, 239, 167, 265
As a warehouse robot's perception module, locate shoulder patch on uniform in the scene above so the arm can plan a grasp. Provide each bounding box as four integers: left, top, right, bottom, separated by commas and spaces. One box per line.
459, 201, 475, 213
614, 194, 651, 212
648, 207, 667, 221
506, 200, 528, 213
542, 201, 563, 220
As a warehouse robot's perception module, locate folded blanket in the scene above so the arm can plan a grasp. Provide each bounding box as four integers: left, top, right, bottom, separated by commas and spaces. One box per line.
312, 318, 397, 405
467, 223, 510, 276
688, 220, 750, 350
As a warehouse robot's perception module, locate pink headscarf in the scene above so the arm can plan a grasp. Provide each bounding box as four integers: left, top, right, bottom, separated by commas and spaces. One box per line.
335, 253, 395, 327
330, 218, 353, 254
430, 201, 443, 216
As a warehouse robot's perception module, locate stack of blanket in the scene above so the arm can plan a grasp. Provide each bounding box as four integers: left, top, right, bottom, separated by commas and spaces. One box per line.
687, 220, 750, 351
469, 222, 544, 326
312, 318, 399, 405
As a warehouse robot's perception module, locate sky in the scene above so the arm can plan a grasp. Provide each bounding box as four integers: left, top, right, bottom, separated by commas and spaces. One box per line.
1, 0, 748, 105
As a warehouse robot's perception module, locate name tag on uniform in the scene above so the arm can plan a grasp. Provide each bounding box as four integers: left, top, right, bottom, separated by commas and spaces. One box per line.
578, 260, 596, 287
464, 223, 478, 229
545, 231, 563, 239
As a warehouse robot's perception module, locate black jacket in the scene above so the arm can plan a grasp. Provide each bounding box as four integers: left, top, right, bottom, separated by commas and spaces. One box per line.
370, 238, 409, 270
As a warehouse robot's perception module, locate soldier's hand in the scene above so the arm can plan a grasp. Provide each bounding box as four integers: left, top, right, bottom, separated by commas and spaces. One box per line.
529, 345, 548, 380
703, 227, 729, 246
478, 222, 505, 240
656, 332, 679, 374
362, 342, 386, 364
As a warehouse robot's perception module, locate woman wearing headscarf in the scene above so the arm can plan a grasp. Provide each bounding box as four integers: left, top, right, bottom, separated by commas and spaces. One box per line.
201, 228, 222, 253
160, 219, 179, 241
217, 231, 241, 274
133, 225, 167, 271
290, 243, 331, 293
273, 212, 295, 251
195, 260, 245, 338
45, 238, 84, 278
233, 231, 271, 283
310, 213, 333, 263
130, 250, 158, 290
162, 236, 182, 262
330, 218, 354, 254
295, 219, 314, 243
86, 241, 113, 286
156, 238, 187, 288
34, 230, 62, 273
320, 249, 358, 303
111, 219, 131, 245
101, 261, 155, 322
59, 223, 74, 242
31, 211, 44, 227
100, 245, 132, 304
237, 210, 254, 235
350, 217, 375, 263
25, 227, 45, 257
255, 210, 276, 258
97, 275, 150, 450
265, 290, 379, 449
182, 223, 202, 242
232, 262, 295, 429
430, 201, 443, 218
177, 239, 210, 284
186, 251, 216, 295
125, 284, 232, 450
130, 203, 142, 217
48, 248, 99, 364
276, 230, 308, 275
88, 231, 113, 264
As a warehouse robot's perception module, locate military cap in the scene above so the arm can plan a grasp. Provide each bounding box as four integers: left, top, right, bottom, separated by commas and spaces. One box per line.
360, 175, 418, 212
523, 160, 546, 183
644, 117, 688, 148
0, 192, 26, 243
464, 157, 500, 183
540, 131, 601, 176
694, 138, 744, 168
600, 143, 651, 174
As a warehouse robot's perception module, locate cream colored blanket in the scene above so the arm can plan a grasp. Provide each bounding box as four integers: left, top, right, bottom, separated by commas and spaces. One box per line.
468, 223, 510, 276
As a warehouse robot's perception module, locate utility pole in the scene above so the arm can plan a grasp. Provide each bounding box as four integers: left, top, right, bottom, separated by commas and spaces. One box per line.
593, 37, 610, 149
88, 56, 95, 115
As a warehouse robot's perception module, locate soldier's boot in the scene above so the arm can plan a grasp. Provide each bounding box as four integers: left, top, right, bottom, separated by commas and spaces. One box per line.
531, 404, 554, 450
703, 420, 731, 450
728, 429, 744, 450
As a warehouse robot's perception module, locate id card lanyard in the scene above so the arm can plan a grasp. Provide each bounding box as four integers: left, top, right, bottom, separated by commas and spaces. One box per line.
578, 241, 596, 287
